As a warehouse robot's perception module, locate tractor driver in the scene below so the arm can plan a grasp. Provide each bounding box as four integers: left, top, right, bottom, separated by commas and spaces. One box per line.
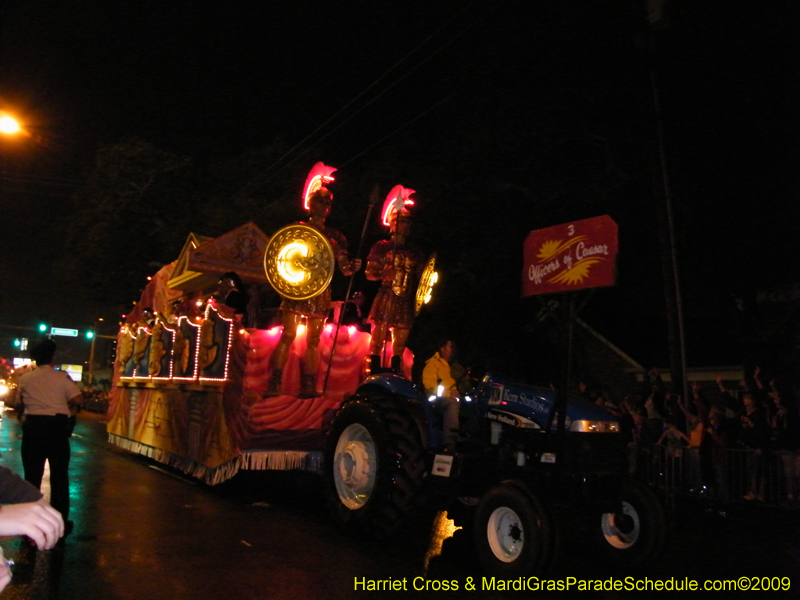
422, 339, 461, 452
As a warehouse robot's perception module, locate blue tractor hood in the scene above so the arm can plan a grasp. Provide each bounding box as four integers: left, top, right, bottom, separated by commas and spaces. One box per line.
474, 372, 618, 431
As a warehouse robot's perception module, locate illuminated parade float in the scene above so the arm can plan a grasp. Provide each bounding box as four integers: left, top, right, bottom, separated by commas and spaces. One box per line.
107, 165, 434, 484
107, 169, 668, 575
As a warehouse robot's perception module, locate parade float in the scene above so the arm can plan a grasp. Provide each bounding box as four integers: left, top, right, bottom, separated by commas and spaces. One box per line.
106, 165, 435, 485
106, 168, 668, 574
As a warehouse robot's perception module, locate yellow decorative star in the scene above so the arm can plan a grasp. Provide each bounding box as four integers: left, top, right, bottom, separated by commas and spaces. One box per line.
550, 258, 602, 285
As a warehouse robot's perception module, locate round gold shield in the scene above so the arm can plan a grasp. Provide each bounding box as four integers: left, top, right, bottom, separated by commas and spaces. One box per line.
264, 224, 335, 300
415, 252, 438, 315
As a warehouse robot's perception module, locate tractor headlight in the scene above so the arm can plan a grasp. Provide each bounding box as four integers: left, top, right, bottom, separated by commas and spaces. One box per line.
569, 420, 620, 433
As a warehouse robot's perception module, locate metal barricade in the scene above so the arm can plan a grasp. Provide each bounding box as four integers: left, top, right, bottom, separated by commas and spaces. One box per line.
630, 443, 799, 509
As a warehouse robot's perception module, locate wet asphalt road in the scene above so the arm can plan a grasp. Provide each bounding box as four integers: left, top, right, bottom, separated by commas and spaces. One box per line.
0, 409, 796, 599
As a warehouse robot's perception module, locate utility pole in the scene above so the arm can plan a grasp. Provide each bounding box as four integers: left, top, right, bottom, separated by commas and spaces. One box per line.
646, 0, 689, 403
87, 317, 104, 389
88, 334, 97, 388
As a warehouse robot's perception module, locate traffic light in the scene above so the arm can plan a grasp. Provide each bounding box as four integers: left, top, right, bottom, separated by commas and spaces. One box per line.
13, 339, 20, 347
85, 330, 95, 340
38, 323, 48, 333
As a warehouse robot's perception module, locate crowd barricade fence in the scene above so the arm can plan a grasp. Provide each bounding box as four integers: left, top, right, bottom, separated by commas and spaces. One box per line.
629, 443, 799, 509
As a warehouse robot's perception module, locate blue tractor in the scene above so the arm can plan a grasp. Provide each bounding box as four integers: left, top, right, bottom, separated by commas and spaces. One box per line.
324, 371, 666, 576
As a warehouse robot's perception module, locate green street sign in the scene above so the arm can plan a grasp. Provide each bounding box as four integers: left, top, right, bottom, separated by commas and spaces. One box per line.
50, 327, 79, 337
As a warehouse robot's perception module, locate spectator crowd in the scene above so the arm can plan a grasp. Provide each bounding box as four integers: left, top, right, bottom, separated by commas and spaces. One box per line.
583, 367, 799, 508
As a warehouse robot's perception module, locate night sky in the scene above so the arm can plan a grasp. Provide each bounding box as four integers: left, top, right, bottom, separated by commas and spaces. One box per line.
0, 1, 797, 383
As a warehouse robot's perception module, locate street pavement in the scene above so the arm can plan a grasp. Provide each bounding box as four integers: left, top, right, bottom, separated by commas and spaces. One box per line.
0, 409, 796, 599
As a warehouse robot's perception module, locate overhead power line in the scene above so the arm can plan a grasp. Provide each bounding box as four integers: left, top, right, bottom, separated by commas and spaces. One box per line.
0, 170, 83, 187
340, 92, 457, 169
238, 0, 507, 197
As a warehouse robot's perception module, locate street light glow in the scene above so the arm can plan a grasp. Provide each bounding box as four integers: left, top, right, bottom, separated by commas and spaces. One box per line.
0, 116, 20, 134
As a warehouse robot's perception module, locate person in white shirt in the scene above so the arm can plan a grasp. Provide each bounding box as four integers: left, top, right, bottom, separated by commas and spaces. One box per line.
17, 339, 82, 531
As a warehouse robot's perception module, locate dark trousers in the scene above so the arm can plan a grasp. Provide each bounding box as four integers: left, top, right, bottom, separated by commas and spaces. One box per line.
21, 415, 72, 520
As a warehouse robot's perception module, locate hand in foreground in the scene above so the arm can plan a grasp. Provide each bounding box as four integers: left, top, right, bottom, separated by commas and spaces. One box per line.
0, 556, 9, 594
0, 500, 64, 549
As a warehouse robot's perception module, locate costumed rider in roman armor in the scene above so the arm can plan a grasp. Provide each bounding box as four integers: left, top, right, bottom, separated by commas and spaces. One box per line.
216, 271, 249, 326
365, 185, 425, 375
267, 169, 361, 398
132, 307, 155, 372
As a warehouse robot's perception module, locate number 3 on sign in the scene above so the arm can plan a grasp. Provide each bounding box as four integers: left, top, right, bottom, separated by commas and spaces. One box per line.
567, 224, 575, 236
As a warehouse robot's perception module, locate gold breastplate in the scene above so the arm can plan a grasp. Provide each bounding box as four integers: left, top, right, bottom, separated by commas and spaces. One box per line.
391, 250, 418, 297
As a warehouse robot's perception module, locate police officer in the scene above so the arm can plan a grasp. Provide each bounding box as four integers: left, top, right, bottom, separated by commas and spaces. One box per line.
17, 339, 82, 530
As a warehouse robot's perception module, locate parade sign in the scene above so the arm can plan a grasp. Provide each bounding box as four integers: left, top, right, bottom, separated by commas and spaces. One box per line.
522, 215, 618, 297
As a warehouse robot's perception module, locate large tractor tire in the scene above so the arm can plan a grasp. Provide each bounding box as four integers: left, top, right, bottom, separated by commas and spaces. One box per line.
474, 481, 555, 578
324, 396, 426, 538
595, 478, 667, 566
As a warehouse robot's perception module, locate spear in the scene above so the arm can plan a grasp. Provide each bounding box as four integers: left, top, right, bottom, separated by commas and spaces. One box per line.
321, 185, 382, 397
